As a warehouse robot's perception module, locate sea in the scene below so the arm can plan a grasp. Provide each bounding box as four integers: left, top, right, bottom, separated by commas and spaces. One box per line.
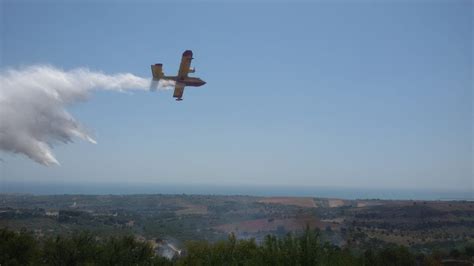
0, 180, 472, 201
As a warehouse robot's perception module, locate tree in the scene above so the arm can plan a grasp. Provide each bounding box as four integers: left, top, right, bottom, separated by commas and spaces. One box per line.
42, 231, 99, 265
0, 228, 38, 265
99, 235, 155, 266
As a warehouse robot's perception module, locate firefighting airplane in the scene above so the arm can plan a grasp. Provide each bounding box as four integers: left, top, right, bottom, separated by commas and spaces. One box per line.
151, 50, 206, 101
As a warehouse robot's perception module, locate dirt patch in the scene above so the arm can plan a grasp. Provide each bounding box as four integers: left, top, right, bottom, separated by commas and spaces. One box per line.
175, 205, 208, 215
259, 197, 316, 208
328, 199, 345, 208
356, 201, 383, 208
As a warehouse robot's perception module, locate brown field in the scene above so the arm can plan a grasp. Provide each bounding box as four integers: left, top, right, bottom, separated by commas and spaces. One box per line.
356, 201, 383, 208
327, 199, 346, 208
258, 197, 317, 208
425, 201, 474, 211
320, 217, 345, 224
175, 204, 208, 215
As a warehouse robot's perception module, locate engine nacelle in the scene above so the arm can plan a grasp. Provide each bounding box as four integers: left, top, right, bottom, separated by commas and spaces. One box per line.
188, 67, 196, 73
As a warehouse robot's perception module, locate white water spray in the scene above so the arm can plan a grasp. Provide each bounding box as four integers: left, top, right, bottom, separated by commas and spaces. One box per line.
0, 65, 174, 166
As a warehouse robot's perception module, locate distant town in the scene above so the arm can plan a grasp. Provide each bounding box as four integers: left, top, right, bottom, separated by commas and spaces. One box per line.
1, 193, 472, 260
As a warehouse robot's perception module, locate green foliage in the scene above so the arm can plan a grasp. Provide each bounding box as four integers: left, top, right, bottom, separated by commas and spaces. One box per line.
98, 235, 155, 266
0, 228, 39, 265
0, 227, 470, 265
1, 229, 157, 266
42, 232, 99, 265
178, 227, 361, 266
464, 243, 474, 256
368, 245, 416, 266
179, 233, 260, 266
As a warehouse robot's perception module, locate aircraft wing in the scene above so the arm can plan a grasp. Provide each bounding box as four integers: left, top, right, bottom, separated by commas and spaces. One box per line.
177, 50, 193, 80
173, 82, 185, 100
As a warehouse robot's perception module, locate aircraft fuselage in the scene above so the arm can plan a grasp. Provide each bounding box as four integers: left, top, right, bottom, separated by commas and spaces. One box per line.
162, 76, 206, 87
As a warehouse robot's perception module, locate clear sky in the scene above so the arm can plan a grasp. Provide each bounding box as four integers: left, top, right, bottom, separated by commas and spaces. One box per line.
0, 1, 472, 192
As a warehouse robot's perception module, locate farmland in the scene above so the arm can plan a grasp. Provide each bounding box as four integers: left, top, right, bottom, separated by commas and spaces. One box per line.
0, 194, 472, 253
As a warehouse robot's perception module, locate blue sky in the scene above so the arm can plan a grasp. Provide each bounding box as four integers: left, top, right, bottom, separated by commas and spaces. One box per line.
1, 1, 472, 192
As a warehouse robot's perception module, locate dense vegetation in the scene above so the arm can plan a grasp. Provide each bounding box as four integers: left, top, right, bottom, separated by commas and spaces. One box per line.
2, 194, 472, 251
1, 227, 473, 266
